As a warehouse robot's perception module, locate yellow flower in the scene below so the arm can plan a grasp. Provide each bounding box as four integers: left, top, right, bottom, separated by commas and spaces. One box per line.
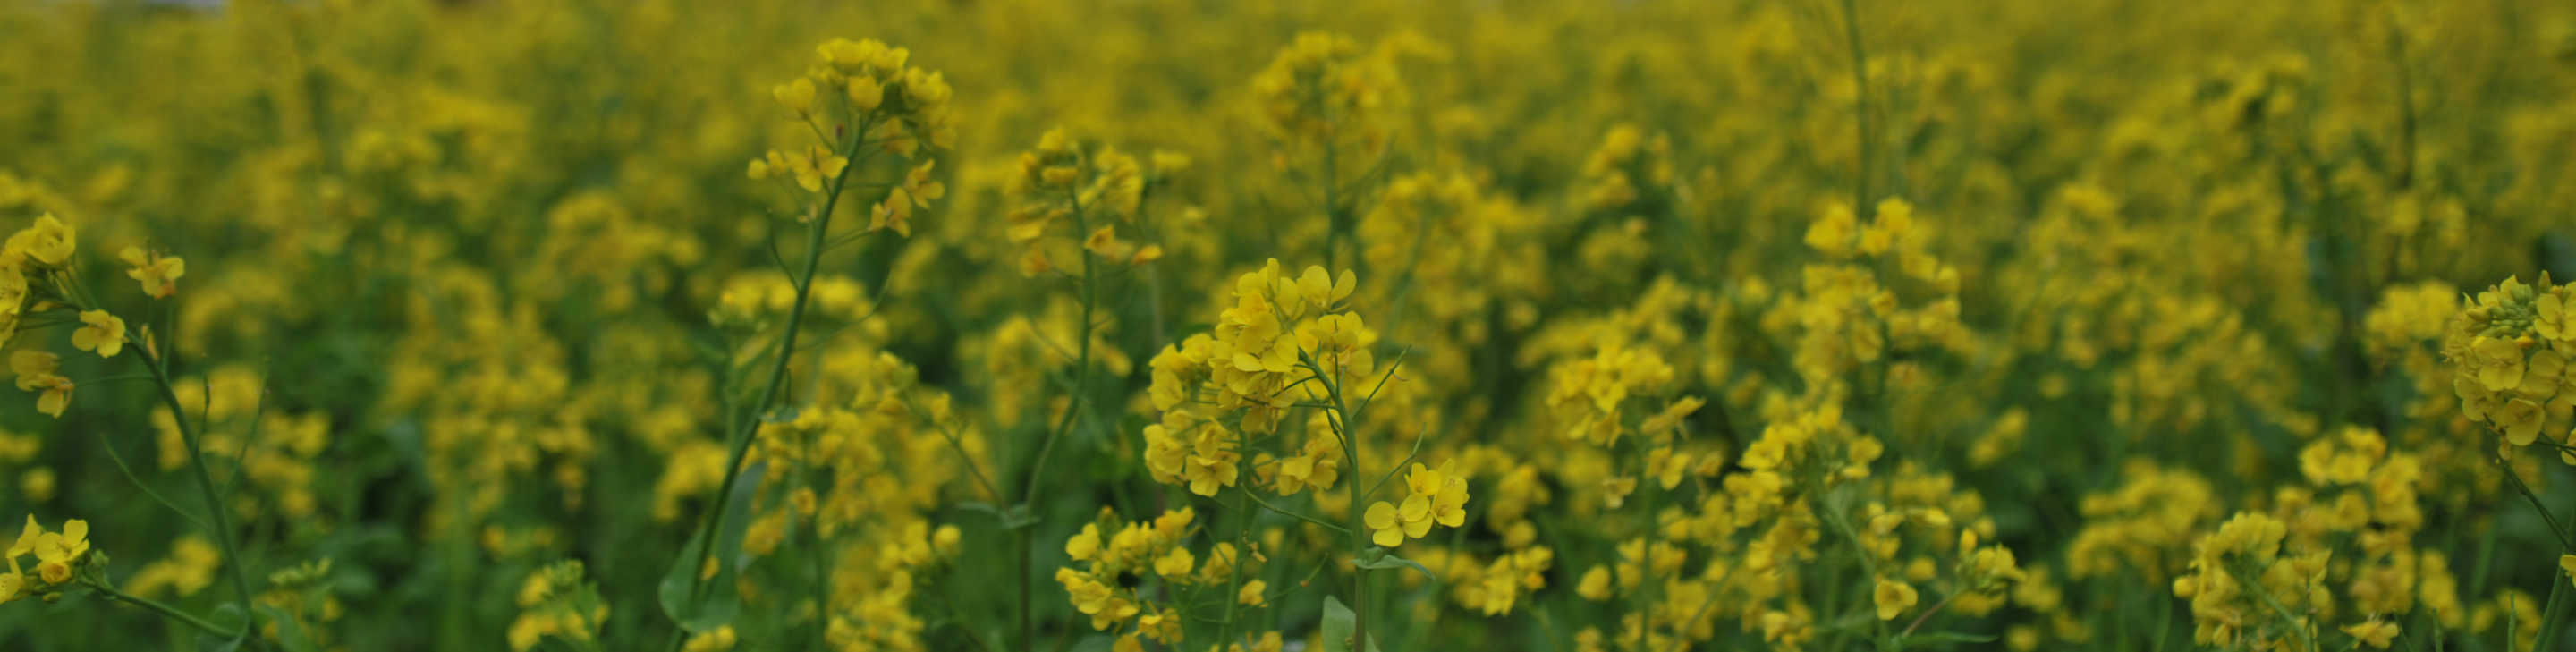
2342, 620, 2400, 649
901, 160, 945, 207
120, 247, 184, 299
1805, 202, 1858, 258
846, 75, 884, 111
680, 625, 738, 652
2538, 293, 2572, 342
2473, 336, 2527, 392
6, 516, 38, 559
1238, 580, 1267, 606
1576, 565, 1613, 601
1364, 501, 1404, 546
2563, 554, 2576, 588
72, 310, 125, 359
11, 351, 56, 391
1065, 523, 1102, 562
31, 376, 71, 418
902, 68, 952, 108
1397, 495, 1434, 539
2496, 397, 2546, 446
872, 191, 915, 236
772, 78, 818, 114
1153, 546, 1194, 580
792, 146, 849, 193
1874, 577, 1918, 621
4, 215, 75, 267
32, 519, 86, 585
1405, 462, 1470, 528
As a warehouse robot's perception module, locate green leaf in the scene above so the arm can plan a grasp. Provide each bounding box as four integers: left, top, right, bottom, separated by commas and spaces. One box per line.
1897, 631, 2000, 648
1319, 595, 1381, 652
1352, 548, 1436, 583
658, 461, 763, 633
206, 603, 248, 635
961, 502, 1042, 530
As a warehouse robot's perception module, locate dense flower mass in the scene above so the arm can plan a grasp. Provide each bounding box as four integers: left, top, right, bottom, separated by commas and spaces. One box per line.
3, 0, 2576, 650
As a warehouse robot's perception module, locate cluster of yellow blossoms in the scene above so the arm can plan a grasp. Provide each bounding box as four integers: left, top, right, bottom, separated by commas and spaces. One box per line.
1003, 128, 1176, 276
1055, 507, 1270, 647
0, 213, 182, 418
2448, 274, 2576, 455
508, 560, 609, 651
2, 516, 90, 604
1143, 259, 1369, 496
746, 38, 954, 236
1362, 462, 1469, 547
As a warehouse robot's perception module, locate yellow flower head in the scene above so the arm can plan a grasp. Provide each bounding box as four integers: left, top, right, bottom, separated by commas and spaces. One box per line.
1874, 577, 1919, 621
10, 350, 55, 392
4, 215, 75, 267
32, 519, 87, 585
772, 78, 818, 114
2342, 620, 2400, 649
1364, 501, 1405, 547
72, 310, 125, 359
31, 376, 70, 418
120, 247, 184, 299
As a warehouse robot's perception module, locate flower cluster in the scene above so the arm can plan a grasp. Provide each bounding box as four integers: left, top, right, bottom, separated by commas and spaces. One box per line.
1055, 507, 1271, 648
1362, 461, 1469, 547
508, 560, 609, 651
2446, 274, 2576, 454
1142, 259, 1368, 496
746, 38, 955, 236
1002, 128, 1177, 275
2, 516, 90, 604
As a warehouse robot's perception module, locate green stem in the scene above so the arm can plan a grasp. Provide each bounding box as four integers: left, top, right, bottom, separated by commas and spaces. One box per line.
1840, 0, 1875, 216
134, 345, 255, 639
1016, 185, 1100, 652
1241, 486, 1350, 535
2495, 453, 2576, 553
2534, 574, 2568, 652
677, 114, 878, 640
1629, 439, 1659, 652
82, 578, 233, 638
1299, 348, 1370, 652
1219, 487, 1250, 648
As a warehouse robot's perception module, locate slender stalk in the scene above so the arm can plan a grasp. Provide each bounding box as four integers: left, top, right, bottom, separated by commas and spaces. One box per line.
1016, 185, 1100, 652
1900, 591, 1957, 637
1628, 439, 1658, 652
1307, 352, 1368, 652
133, 345, 255, 639
1241, 486, 1351, 534
1218, 487, 1250, 648
676, 114, 878, 642
1840, 0, 1875, 217
1016, 530, 1033, 652
2494, 453, 2576, 553
81, 578, 233, 638
2533, 577, 2567, 652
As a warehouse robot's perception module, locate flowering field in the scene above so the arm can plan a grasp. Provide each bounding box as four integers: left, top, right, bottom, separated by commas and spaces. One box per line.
4, 0, 2576, 650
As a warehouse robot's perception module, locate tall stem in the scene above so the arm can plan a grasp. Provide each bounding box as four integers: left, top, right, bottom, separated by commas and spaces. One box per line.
82, 578, 233, 638
1840, 0, 1875, 217
135, 346, 254, 639
681, 115, 877, 622
1017, 186, 1100, 652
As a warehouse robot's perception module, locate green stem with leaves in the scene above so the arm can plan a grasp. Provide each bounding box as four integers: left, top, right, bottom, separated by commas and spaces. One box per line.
672, 114, 878, 648
1013, 183, 1100, 652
